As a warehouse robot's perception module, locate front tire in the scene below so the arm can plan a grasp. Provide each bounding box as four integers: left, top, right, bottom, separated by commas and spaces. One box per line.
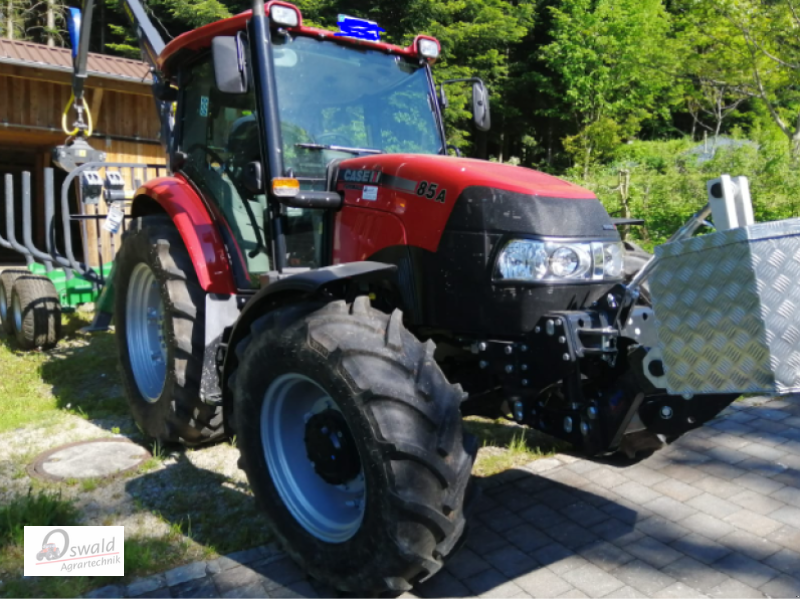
233, 297, 476, 595
115, 216, 223, 445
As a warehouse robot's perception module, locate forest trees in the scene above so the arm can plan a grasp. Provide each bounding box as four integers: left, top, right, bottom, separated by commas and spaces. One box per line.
2, 0, 66, 45
539, 0, 676, 176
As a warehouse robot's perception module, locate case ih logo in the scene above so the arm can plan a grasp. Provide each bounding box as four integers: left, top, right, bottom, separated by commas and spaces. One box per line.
24, 526, 124, 576
341, 169, 382, 184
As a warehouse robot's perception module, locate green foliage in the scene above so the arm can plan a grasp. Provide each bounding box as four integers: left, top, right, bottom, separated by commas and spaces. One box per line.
572, 135, 800, 250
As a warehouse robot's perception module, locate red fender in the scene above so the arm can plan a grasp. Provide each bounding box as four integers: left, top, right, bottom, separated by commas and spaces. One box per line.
132, 175, 236, 295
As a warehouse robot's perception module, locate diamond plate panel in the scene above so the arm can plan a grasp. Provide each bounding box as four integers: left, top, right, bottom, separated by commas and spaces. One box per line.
650, 218, 800, 395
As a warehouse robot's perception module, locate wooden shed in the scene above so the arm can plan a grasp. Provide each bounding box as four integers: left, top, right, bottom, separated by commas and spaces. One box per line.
0, 38, 166, 267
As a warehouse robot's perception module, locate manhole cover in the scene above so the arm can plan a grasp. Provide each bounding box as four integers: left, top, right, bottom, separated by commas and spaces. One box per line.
29, 438, 151, 481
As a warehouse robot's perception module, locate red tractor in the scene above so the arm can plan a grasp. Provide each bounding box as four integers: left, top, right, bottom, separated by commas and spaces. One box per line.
35, 542, 60, 561
59, 0, 737, 593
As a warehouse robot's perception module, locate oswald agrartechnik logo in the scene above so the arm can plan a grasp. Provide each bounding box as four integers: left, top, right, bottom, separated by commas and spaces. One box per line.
24, 526, 124, 576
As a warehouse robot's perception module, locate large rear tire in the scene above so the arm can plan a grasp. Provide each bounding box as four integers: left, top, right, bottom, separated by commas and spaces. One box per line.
0, 269, 29, 336
9, 275, 61, 350
115, 215, 223, 445
232, 297, 477, 595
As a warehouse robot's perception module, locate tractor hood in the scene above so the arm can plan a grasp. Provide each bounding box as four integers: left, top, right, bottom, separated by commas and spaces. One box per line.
336, 154, 596, 199
335, 154, 617, 253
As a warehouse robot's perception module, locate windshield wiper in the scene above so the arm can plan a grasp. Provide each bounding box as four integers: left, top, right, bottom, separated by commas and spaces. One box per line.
295, 143, 383, 155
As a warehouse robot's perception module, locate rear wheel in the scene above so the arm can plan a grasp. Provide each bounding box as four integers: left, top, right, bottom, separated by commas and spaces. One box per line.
232, 297, 476, 595
0, 269, 29, 336
115, 216, 223, 445
10, 275, 61, 350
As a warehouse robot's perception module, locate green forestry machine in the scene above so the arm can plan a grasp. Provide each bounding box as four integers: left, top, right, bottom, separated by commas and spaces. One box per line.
19, 0, 800, 594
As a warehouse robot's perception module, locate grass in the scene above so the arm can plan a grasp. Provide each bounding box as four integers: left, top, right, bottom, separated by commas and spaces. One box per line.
0, 312, 127, 433
464, 416, 567, 477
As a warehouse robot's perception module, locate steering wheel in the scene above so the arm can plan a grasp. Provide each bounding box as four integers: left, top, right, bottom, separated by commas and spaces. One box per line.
187, 143, 227, 172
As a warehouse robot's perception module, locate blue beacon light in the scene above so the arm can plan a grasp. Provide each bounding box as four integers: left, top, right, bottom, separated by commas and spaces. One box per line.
335, 15, 385, 42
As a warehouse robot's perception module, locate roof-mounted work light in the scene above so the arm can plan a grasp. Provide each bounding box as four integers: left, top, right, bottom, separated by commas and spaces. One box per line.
417, 38, 440, 60
270, 4, 299, 27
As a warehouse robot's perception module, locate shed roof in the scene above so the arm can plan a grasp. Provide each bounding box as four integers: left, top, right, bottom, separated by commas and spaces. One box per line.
0, 39, 151, 84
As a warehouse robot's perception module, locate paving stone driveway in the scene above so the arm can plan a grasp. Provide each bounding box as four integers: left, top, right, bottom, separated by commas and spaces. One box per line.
88, 396, 800, 599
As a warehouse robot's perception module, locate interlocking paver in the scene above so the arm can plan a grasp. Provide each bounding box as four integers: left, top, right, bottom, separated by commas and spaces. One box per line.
463, 567, 524, 598
718, 529, 781, 561
732, 472, 786, 495
642, 496, 697, 522
416, 570, 471, 598
213, 566, 265, 596
678, 513, 735, 541
652, 582, 707, 598
220, 582, 266, 599
770, 505, 800, 529
557, 588, 590, 598
513, 567, 572, 598
704, 579, 765, 599
691, 475, 743, 499
621, 465, 669, 487
712, 552, 780, 588
559, 501, 609, 528
606, 585, 648, 598
723, 509, 782, 536
634, 516, 688, 545
503, 523, 555, 553
578, 540, 635, 572
685, 493, 741, 518
480, 506, 525, 533
127, 575, 166, 597
770, 524, 800, 553
173, 577, 219, 599
622, 536, 683, 569
660, 556, 728, 593
165, 562, 209, 587
609, 559, 676, 596
729, 489, 785, 515
669, 532, 730, 565
758, 574, 800, 598
269, 581, 319, 599
562, 562, 625, 597
584, 467, 629, 489
763, 546, 800, 576
445, 547, 492, 580
614, 481, 661, 505
483, 545, 539, 578
544, 521, 600, 550
771, 484, 800, 509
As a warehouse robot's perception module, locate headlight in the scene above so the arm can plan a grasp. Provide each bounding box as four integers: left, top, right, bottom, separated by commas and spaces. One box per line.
495, 239, 625, 283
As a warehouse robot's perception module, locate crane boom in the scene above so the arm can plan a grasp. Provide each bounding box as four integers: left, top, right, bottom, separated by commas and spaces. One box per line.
55, 0, 172, 172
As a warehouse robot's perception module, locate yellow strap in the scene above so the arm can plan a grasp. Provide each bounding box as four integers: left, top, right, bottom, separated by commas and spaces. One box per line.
61, 92, 94, 137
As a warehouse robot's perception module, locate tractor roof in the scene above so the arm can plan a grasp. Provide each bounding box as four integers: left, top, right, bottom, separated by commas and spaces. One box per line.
159, 1, 439, 78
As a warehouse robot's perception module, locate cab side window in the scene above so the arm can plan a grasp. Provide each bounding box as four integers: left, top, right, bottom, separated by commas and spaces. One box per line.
179, 56, 270, 286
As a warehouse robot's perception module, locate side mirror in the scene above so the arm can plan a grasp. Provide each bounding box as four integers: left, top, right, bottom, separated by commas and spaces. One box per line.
472, 80, 491, 132
212, 36, 248, 94
243, 161, 263, 195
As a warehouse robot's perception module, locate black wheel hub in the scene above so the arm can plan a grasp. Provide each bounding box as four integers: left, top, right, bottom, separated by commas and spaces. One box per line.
304, 409, 361, 485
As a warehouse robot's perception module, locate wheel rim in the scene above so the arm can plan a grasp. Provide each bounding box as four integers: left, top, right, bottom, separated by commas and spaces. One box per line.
261, 373, 366, 543
12, 291, 22, 333
0, 283, 7, 325
126, 264, 167, 402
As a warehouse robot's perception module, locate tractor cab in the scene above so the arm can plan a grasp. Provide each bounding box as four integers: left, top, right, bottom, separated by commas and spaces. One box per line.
144, 3, 485, 290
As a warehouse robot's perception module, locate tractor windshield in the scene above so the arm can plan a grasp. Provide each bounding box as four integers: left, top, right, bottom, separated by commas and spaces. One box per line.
272, 35, 443, 182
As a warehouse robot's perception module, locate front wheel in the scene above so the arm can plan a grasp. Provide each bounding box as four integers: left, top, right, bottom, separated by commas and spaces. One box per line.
115, 216, 223, 445
232, 297, 477, 595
